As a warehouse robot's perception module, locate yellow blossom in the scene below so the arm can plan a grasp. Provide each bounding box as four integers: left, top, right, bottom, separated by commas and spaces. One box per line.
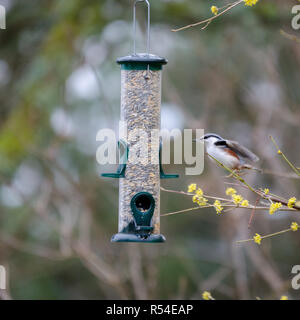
288, 197, 297, 208
232, 194, 243, 205
214, 200, 223, 214
241, 200, 249, 207
264, 188, 269, 195
269, 202, 282, 215
188, 183, 197, 193
291, 222, 299, 232
202, 291, 213, 300
198, 197, 208, 206
277, 150, 282, 155
253, 233, 262, 245
191, 186, 206, 206
196, 188, 204, 197
244, 0, 259, 6
193, 194, 208, 206
226, 187, 237, 196
211, 5, 218, 15
280, 296, 288, 300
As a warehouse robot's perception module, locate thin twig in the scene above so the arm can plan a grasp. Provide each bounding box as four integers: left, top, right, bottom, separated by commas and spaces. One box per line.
161, 206, 208, 217
161, 204, 295, 217
260, 169, 300, 179
161, 185, 298, 217
248, 195, 260, 229
160, 186, 229, 202
172, 0, 243, 32
280, 29, 300, 44
236, 228, 293, 244
269, 135, 300, 177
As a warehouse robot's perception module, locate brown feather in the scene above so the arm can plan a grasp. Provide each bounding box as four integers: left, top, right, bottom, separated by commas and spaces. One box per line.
223, 148, 240, 160
226, 140, 259, 162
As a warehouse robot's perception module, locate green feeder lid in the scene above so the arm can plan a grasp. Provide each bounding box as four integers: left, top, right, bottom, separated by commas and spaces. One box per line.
117, 53, 167, 70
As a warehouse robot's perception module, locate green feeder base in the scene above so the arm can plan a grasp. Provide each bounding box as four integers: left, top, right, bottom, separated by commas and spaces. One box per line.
111, 233, 166, 243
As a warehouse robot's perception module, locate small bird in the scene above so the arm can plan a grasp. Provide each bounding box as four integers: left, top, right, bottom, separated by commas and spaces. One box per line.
194, 133, 259, 171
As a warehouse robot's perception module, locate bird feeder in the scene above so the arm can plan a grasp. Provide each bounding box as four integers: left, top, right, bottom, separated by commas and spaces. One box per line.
102, 0, 178, 242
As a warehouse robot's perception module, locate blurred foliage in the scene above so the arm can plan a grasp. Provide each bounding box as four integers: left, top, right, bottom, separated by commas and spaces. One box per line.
0, 0, 299, 300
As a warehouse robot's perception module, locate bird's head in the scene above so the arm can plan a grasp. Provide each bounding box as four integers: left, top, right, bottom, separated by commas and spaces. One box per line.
193, 133, 223, 147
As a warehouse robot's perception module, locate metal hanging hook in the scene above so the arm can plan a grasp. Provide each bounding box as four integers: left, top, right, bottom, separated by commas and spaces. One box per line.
133, 0, 150, 56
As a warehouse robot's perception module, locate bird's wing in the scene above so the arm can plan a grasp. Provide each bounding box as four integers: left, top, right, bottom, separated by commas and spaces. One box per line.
225, 140, 259, 162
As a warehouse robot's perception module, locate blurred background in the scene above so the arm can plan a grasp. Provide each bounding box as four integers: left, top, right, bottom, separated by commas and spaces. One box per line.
0, 0, 299, 300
